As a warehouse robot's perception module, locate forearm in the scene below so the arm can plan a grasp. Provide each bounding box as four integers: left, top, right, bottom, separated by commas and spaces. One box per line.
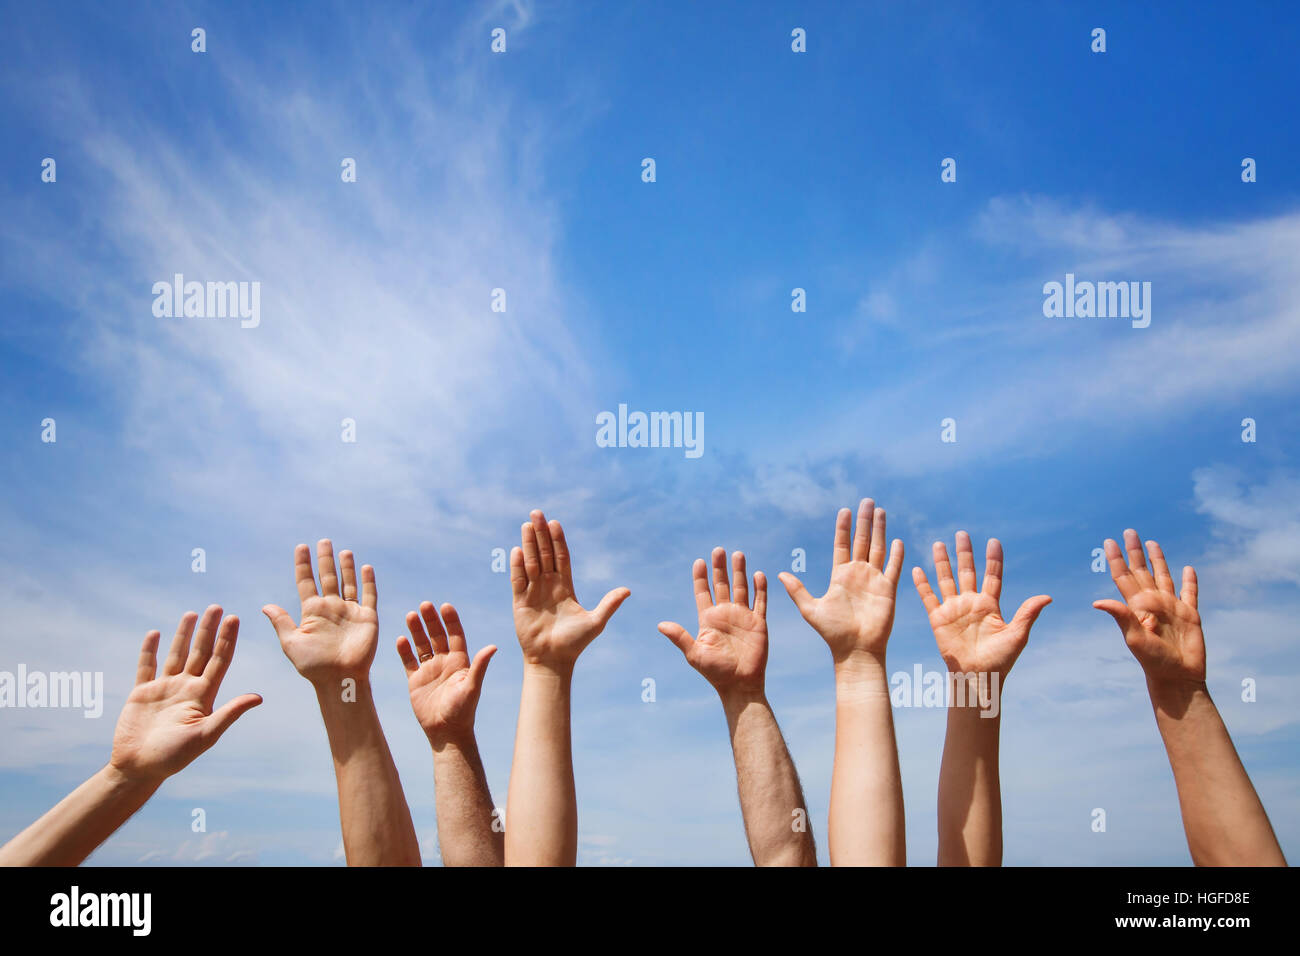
505, 663, 577, 865
830, 655, 905, 865
722, 689, 817, 866
315, 679, 421, 866
1148, 679, 1286, 866
431, 732, 503, 866
0, 765, 160, 866
937, 684, 1002, 866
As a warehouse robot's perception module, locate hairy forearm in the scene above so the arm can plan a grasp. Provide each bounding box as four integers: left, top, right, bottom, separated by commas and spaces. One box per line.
722, 689, 817, 866
431, 732, 503, 866
1148, 679, 1286, 866
830, 655, 905, 865
0, 765, 160, 866
505, 663, 577, 865
315, 679, 421, 866
938, 687, 1002, 866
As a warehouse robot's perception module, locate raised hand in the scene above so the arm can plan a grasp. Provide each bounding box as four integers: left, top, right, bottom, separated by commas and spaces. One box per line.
1093, 529, 1205, 685
397, 601, 497, 745
263, 540, 378, 685
659, 548, 769, 695
110, 605, 262, 783
913, 532, 1051, 679
510, 510, 629, 671
779, 498, 903, 665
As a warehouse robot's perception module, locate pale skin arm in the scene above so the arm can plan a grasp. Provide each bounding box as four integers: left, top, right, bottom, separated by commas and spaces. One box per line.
264, 540, 420, 867
0, 606, 261, 866
505, 510, 629, 866
1095, 530, 1285, 866
398, 601, 501, 866
914, 532, 1051, 866
661, 548, 817, 866
780, 498, 906, 866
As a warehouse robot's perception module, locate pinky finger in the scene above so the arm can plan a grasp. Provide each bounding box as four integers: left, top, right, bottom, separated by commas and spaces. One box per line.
396, 636, 419, 674
1180, 566, 1198, 611
912, 567, 941, 614
136, 631, 161, 685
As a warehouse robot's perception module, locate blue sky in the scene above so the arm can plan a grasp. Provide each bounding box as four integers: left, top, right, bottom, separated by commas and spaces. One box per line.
1, 0, 1298, 864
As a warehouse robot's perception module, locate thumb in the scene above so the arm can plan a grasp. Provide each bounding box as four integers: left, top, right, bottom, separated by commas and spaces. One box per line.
204, 693, 263, 742
262, 605, 296, 642
1093, 599, 1140, 637
777, 572, 815, 617
469, 645, 497, 690
1010, 594, 1052, 632
657, 621, 694, 656
591, 587, 631, 628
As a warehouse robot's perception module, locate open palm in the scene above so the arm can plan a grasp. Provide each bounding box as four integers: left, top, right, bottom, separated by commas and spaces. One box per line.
264, 540, 379, 684
397, 601, 496, 742
913, 533, 1051, 678
780, 499, 903, 661
1094, 530, 1205, 683
510, 510, 629, 670
661, 548, 769, 695
110, 607, 262, 782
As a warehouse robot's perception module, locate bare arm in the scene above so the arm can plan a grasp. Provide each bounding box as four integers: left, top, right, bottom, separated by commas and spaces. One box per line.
0, 607, 260, 866
398, 601, 501, 866
265, 540, 419, 866
505, 510, 629, 866
1096, 531, 1285, 866
662, 548, 816, 866
781, 499, 905, 865
915, 532, 1051, 866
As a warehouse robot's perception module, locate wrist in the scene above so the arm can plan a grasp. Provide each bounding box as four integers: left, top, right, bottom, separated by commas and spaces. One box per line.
833, 651, 889, 685
99, 762, 166, 796
717, 683, 767, 711
426, 725, 477, 754
1146, 675, 1209, 714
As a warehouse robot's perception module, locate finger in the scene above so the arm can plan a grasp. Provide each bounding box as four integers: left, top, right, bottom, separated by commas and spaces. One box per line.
135, 630, 161, 685
1010, 595, 1052, 633
753, 571, 767, 618
203, 693, 263, 743
1093, 599, 1141, 640
418, 601, 449, 655
731, 551, 749, 609
884, 538, 905, 585
293, 544, 318, 604
1123, 528, 1156, 587
832, 508, 852, 567
852, 498, 875, 563
163, 611, 199, 676
201, 614, 240, 688
933, 541, 958, 599
868, 507, 888, 570
184, 604, 224, 677
468, 645, 497, 690
406, 609, 437, 658
510, 546, 529, 596
981, 538, 1004, 601
778, 572, 815, 616
396, 635, 419, 675
658, 621, 694, 656
912, 567, 941, 614
339, 550, 359, 601
1180, 565, 1198, 610
692, 559, 712, 612
418, 602, 450, 655
591, 587, 630, 628
1104, 539, 1140, 600
954, 531, 977, 594
262, 604, 296, 642
549, 520, 574, 588
317, 539, 340, 597
520, 522, 541, 580
1146, 540, 1176, 595
356, 567, 376, 612
530, 510, 556, 573
440, 603, 468, 655
711, 547, 730, 604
